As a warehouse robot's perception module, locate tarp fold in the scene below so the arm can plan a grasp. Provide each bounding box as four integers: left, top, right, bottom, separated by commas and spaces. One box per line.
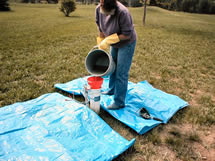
0, 93, 135, 161
55, 76, 189, 134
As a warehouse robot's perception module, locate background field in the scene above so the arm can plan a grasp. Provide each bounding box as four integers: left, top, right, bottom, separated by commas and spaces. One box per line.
0, 3, 215, 160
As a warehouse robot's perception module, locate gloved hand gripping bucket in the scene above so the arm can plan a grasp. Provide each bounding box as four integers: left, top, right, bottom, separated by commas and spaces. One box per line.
85, 48, 115, 77
87, 76, 104, 114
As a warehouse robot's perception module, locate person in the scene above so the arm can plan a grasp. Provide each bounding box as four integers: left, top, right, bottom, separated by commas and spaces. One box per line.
95, 0, 137, 109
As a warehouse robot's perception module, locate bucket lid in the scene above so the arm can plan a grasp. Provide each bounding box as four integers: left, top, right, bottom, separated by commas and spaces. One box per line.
87, 76, 104, 89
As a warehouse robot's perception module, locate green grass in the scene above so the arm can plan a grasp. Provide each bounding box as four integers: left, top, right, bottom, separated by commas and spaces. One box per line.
1, 3, 215, 160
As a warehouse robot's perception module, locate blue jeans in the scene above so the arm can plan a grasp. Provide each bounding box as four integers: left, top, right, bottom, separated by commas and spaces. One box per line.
109, 40, 136, 106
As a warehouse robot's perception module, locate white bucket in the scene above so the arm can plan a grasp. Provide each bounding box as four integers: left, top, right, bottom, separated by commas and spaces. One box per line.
85, 49, 115, 77
88, 89, 101, 114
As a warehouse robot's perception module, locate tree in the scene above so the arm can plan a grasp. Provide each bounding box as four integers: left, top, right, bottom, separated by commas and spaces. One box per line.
143, 0, 147, 25
59, 0, 76, 17
0, 0, 10, 11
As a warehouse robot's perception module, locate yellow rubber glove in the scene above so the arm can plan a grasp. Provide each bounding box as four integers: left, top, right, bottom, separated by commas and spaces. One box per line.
97, 37, 105, 45
98, 33, 120, 50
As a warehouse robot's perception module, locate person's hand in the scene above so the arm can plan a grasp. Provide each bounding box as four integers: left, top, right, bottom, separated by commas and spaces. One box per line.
97, 37, 104, 45
98, 33, 120, 50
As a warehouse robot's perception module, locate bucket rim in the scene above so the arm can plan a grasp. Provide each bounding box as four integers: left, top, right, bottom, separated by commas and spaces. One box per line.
85, 49, 115, 77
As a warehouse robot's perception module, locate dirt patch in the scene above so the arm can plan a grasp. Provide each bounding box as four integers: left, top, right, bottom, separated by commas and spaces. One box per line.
150, 72, 161, 80
193, 126, 215, 161
156, 124, 215, 160
34, 75, 45, 85
189, 96, 198, 107
154, 145, 182, 161
189, 89, 209, 106
132, 142, 182, 161
172, 124, 215, 161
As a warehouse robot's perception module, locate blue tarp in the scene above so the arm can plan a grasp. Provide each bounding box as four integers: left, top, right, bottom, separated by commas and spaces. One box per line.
0, 93, 135, 161
55, 76, 189, 134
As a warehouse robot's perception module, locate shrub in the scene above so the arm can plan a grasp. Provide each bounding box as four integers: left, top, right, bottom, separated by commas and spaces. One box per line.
209, 2, 215, 14
0, 0, 10, 11
48, 0, 58, 3
131, 1, 143, 7
128, 0, 143, 7
198, 0, 210, 13
155, 0, 215, 13
150, 0, 157, 6
59, 0, 76, 17
21, 0, 29, 3
21, 0, 36, 3
169, 0, 177, 10
176, 0, 183, 10
182, 0, 195, 12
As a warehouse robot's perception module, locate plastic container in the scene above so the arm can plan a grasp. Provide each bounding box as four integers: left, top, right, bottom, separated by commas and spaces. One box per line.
87, 76, 104, 114
88, 89, 101, 114
85, 49, 115, 77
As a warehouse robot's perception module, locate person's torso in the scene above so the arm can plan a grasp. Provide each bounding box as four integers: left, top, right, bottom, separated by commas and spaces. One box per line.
96, 1, 136, 48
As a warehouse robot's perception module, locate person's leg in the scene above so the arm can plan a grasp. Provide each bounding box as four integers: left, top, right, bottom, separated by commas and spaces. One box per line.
107, 46, 118, 94
110, 41, 136, 108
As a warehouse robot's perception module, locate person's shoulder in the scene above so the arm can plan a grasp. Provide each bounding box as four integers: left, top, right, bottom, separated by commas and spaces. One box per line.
116, 1, 129, 14
96, 4, 101, 11
117, 1, 129, 12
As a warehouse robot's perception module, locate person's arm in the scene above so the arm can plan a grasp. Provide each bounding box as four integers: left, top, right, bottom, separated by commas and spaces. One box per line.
98, 33, 120, 50
99, 32, 105, 38
118, 10, 134, 40
97, 32, 105, 45
118, 34, 130, 41
100, 33, 130, 41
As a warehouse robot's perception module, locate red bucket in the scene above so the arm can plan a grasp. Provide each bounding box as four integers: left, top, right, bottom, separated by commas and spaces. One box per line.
87, 76, 104, 89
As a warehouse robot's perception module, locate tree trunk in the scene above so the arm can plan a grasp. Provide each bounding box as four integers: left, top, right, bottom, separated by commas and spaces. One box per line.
143, 0, 147, 25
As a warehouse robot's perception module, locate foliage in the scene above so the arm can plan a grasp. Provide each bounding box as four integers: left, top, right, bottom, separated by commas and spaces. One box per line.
21, 0, 58, 3
131, 0, 143, 7
209, 3, 215, 13
150, 0, 157, 5
59, 0, 76, 16
21, 0, 29, 3
0, 0, 10, 11
118, 0, 142, 7
181, 0, 196, 12
198, 0, 211, 13
152, 0, 215, 14
49, 0, 59, 3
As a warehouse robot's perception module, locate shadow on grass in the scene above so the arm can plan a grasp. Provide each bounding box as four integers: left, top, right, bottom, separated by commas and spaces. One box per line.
150, 23, 214, 38
166, 27, 214, 38
67, 15, 82, 18
167, 106, 189, 124
0, 10, 14, 12
113, 145, 136, 161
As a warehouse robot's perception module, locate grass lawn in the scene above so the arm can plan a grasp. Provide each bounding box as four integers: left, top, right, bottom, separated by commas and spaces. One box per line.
0, 3, 215, 160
